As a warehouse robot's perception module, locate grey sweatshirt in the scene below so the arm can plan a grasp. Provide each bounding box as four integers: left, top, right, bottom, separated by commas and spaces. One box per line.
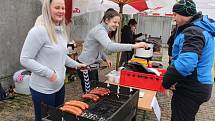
78, 23, 133, 65
20, 25, 80, 94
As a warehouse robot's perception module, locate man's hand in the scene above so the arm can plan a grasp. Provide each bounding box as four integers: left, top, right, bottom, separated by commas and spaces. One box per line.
165, 89, 173, 97
165, 85, 176, 97
170, 85, 176, 90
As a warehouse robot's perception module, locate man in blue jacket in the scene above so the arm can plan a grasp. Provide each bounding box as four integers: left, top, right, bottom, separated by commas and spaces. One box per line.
162, 0, 215, 121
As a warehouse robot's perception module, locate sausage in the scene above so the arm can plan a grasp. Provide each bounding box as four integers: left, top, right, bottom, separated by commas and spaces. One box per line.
89, 91, 105, 96
60, 106, 81, 116
65, 100, 89, 110
82, 93, 100, 102
82, 93, 99, 101
89, 90, 108, 96
61, 105, 82, 114
69, 100, 89, 109
94, 89, 109, 93
90, 87, 111, 96
60, 105, 82, 116
64, 102, 86, 110
94, 87, 111, 93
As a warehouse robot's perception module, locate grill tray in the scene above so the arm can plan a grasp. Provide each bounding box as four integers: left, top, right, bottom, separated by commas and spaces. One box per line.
42, 82, 139, 121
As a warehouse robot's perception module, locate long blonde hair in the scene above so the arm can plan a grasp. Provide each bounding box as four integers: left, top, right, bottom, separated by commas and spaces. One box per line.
41, 0, 68, 43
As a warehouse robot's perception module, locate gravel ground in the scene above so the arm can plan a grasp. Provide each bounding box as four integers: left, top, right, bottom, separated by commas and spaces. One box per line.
0, 48, 214, 121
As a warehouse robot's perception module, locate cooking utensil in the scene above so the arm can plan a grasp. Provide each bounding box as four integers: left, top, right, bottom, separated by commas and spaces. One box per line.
135, 44, 153, 58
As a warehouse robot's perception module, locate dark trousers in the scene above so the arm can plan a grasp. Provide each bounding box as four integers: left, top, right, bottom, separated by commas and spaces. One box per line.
119, 51, 133, 67
171, 93, 201, 121
30, 86, 65, 121
77, 69, 99, 93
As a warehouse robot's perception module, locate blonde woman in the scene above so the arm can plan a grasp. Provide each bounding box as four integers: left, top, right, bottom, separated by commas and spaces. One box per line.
34, 15, 43, 26
20, 0, 85, 121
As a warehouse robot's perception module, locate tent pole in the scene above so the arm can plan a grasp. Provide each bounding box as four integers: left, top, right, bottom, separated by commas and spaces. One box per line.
115, 3, 124, 71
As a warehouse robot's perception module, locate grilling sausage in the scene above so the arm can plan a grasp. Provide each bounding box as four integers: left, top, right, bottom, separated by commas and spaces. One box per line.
64, 102, 86, 110
95, 87, 111, 93
65, 100, 89, 110
82, 93, 100, 102
60, 105, 82, 116
69, 100, 89, 109
89, 90, 108, 96
89, 87, 111, 96
89, 91, 106, 96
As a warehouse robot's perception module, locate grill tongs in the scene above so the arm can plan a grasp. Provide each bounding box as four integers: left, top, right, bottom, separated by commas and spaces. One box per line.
80, 63, 107, 71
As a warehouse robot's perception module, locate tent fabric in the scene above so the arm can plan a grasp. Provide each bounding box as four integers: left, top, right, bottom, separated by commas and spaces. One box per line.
110, 0, 148, 11
128, 0, 148, 11
111, 0, 136, 4
65, 0, 73, 24
71, 0, 148, 16
66, 0, 215, 20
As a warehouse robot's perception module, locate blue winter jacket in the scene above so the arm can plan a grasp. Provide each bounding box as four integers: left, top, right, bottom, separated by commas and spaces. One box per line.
162, 12, 215, 102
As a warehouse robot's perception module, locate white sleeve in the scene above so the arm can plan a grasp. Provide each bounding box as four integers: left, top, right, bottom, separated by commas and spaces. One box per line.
20, 27, 53, 79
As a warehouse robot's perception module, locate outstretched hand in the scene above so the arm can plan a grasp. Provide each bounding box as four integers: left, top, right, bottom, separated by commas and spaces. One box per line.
132, 42, 148, 49
78, 63, 88, 70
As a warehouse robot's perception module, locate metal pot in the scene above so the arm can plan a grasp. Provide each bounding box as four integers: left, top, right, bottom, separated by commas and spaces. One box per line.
135, 44, 153, 58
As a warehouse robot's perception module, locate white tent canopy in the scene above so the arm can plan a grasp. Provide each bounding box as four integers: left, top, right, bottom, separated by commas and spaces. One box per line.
195, 0, 215, 19
146, 0, 215, 19
145, 0, 175, 15
72, 0, 140, 16
72, 0, 174, 16
72, 0, 215, 19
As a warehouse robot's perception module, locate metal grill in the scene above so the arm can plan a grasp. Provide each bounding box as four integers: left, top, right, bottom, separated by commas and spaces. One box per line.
42, 82, 139, 121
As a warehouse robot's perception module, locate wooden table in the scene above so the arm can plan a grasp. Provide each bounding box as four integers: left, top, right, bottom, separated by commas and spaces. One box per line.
138, 89, 157, 111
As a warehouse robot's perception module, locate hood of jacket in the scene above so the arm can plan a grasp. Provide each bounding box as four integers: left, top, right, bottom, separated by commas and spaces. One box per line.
193, 13, 215, 37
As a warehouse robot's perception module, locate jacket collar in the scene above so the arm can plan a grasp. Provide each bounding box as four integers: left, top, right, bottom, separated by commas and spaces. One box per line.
55, 26, 64, 33
178, 12, 203, 31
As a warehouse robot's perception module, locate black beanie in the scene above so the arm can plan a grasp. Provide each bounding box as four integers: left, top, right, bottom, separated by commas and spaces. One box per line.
173, 0, 197, 16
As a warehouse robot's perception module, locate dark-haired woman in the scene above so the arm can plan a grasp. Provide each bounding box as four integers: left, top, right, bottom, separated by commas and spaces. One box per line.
119, 19, 143, 66
77, 8, 148, 93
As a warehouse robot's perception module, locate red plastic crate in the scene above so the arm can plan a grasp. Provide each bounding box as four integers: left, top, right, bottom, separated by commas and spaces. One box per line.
119, 69, 166, 92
